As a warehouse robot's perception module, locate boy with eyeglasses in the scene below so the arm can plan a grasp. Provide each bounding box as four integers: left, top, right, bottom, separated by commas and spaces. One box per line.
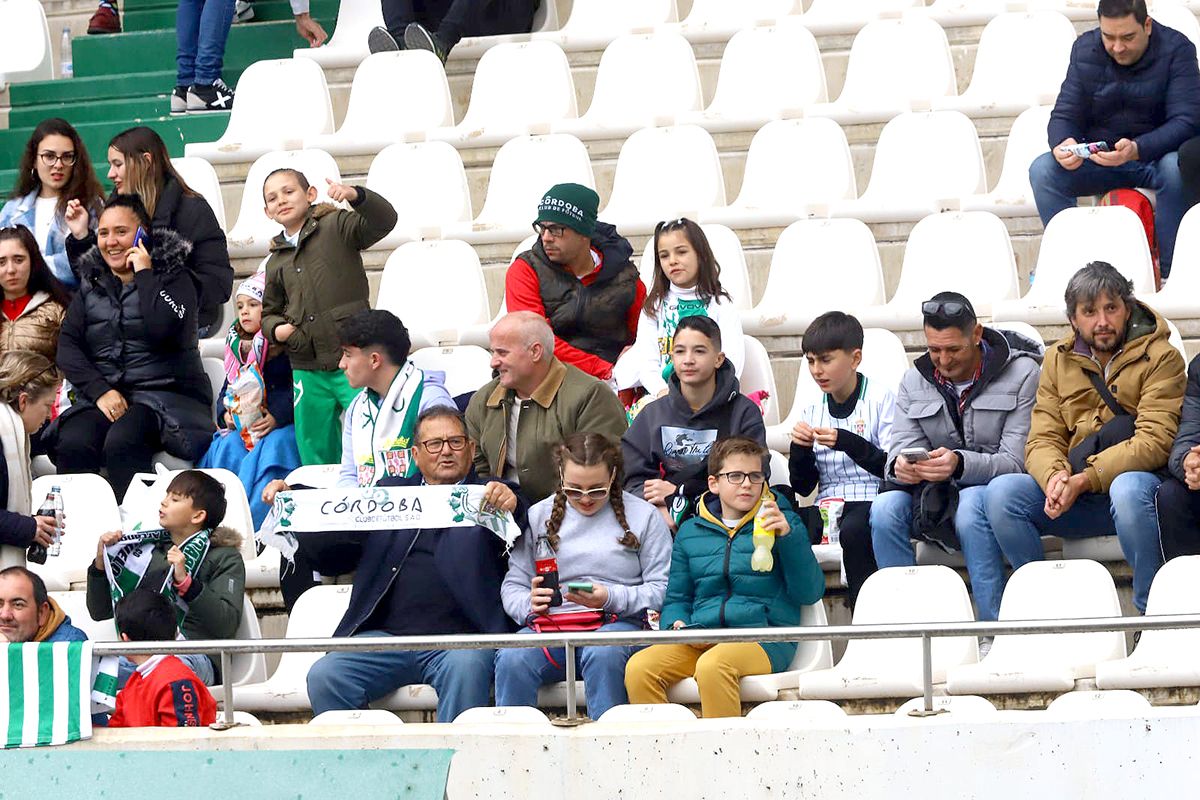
624, 436, 824, 718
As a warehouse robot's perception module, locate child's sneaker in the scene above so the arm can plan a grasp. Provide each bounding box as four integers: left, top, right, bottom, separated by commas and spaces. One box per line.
170, 86, 188, 114
87, 0, 120, 34
367, 25, 400, 54
234, 0, 255, 23
403, 22, 447, 64
186, 78, 235, 112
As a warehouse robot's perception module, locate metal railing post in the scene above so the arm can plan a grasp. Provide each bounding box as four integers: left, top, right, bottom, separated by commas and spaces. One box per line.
211, 649, 237, 730
564, 641, 577, 721
907, 633, 944, 718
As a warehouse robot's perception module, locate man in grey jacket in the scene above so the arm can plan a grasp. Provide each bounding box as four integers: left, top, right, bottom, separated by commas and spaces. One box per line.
870, 293, 1042, 621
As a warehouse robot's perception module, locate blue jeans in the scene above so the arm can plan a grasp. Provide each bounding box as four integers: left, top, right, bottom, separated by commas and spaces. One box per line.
870, 485, 1005, 621
985, 472, 1164, 613
306, 630, 495, 723
494, 620, 639, 720
1029, 150, 1185, 274
176, 0, 235, 86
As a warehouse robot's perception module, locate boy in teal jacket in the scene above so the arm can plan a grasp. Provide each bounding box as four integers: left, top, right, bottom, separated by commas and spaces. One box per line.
625, 436, 825, 717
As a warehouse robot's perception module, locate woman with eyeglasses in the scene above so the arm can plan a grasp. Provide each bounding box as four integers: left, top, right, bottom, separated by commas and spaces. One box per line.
0, 226, 72, 362
0, 119, 105, 290
496, 432, 672, 719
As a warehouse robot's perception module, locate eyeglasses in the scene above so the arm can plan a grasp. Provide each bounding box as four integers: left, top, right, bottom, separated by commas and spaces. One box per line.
718, 471, 766, 485
921, 300, 973, 320
532, 221, 568, 238
655, 217, 689, 233
562, 486, 611, 501
419, 436, 468, 454
38, 151, 76, 167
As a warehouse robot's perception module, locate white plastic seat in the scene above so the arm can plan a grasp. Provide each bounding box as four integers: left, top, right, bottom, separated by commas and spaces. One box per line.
236, 585, 352, 712
893, 695, 998, 717
537, 0, 679, 50
702, 119, 856, 230
738, 335, 780, 426
668, 0, 801, 43
918, 0, 1010, 26
960, 105, 1053, 217
1045, 690, 1152, 716
202, 356, 226, 418
637, 223, 753, 311
741, 219, 882, 338
49, 591, 118, 642
595, 703, 696, 723
291, 0, 384, 68
305, 51, 453, 156
1097, 555, 1200, 689
184, 59, 333, 164
408, 345, 494, 399
226, 149, 343, 258
376, 241, 491, 349
310, 709, 404, 725
806, 17, 957, 125
364, 142, 472, 250
992, 206, 1157, 324
454, 706, 552, 724
831, 111, 987, 223
678, 20, 826, 133
768, 450, 790, 488
1151, 3, 1200, 54
27, 475, 121, 591
600, 125, 725, 235
857, 211, 1020, 329
284, 463, 341, 489
797, 566, 978, 700
230, 711, 262, 726
171, 157, 227, 231
215, 595, 269, 689
946, 560, 1127, 695
1148, 204, 1200, 318
798, 0, 924, 35
446, 134, 595, 245
932, 12, 1074, 118
745, 699, 847, 721
0, 0, 53, 88
553, 34, 702, 139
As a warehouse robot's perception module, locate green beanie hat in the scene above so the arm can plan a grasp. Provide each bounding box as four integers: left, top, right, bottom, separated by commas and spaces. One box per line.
535, 183, 599, 239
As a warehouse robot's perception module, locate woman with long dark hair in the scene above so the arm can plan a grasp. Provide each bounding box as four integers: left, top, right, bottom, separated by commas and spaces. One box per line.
0, 226, 71, 361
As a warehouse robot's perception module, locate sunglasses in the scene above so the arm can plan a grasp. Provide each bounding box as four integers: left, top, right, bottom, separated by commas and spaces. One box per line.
561, 468, 616, 501
921, 300, 973, 320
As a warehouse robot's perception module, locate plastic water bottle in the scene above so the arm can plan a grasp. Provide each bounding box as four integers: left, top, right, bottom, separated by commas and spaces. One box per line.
47, 485, 64, 557
27, 487, 62, 564
750, 486, 776, 573
60, 28, 73, 79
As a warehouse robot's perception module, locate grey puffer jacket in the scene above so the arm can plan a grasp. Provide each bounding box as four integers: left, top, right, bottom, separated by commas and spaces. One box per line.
886, 327, 1042, 486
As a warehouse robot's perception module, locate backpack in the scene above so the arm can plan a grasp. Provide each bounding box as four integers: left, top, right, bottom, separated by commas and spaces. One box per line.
1098, 189, 1161, 289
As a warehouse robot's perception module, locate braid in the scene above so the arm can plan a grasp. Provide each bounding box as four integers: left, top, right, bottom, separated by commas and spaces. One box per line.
552, 431, 640, 550
544, 488, 568, 551
608, 487, 640, 550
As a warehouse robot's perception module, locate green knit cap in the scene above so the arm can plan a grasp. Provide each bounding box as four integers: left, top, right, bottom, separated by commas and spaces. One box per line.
535, 183, 599, 238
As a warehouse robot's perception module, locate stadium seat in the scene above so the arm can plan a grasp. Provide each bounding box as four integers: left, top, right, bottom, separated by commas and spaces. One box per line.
310, 709, 404, 725
553, 34, 703, 140
408, 345, 494, 398
185, 59, 334, 164
637, 223, 753, 310
798, 0, 924, 36
960, 105, 1053, 217
1148, 205, 1200, 318
1149, 3, 1200, 53
446, 133, 595, 245
739, 335, 780, 425
364, 142, 472, 250
796, 566, 979, 700
669, 0, 801, 43
932, 12, 1074, 118
856, 211, 1021, 329
918, 0, 1009, 27
305, 51, 454, 157
236, 584, 352, 712
217, 595, 269, 688
0, 0, 53, 88
1044, 690, 1152, 716
202, 356, 226, 418
768, 449, 789, 488
595, 703, 696, 722
454, 706, 552, 724
701, 119, 857, 230
992, 206, 1157, 324
376, 241, 491, 349
831, 111, 987, 223
226, 149, 343, 258
946, 560, 1127, 695
600, 125, 726, 235
284, 463, 341, 489
28, 474, 121, 591
806, 17, 957, 125
677, 20, 826, 133
740, 219, 882, 338
171, 157, 227, 231
49, 591, 118, 642
1096, 556, 1200, 690
990, 320, 1047, 354
745, 699, 847, 721
538, 0, 679, 51
893, 695, 998, 717
231, 711, 262, 726
292, 0, 384, 68
666, 602, 832, 704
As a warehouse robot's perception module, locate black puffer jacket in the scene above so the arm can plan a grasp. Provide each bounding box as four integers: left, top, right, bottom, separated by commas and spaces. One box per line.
57, 227, 214, 460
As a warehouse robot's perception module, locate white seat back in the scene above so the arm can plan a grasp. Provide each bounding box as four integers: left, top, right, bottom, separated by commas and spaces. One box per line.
965, 105, 1053, 212
202, 357, 226, 418
573, 33, 702, 128
456, 41, 577, 132
224, 594, 267, 687
700, 20, 826, 121
377, 241, 490, 348
828, 17, 957, 112
310, 709, 404, 725
951, 12, 1075, 110
1046, 690, 1152, 716
408, 345, 494, 398
260, 584, 352, 690
454, 706, 551, 724
366, 141, 472, 246
0, 0, 53, 87
226, 149, 343, 257
556, 0, 678, 42
596, 703, 695, 723
171, 157, 227, 231
1149, 204, 1200, 315
746, 699, 847, 721
678, 0, 799, 30
893, 695, 997, 717
858, 111, 987, 206
291, 0, 384, 68
49, 591, 119, 642
1151, 3, 1200, 54
471, 134, 595, 231
638, 223, 752, 310
28, 474, 122, 591
738, 335, 779, 425
127, 468, 257, 564
800, 0, 924, 34
284, 463, 341, 488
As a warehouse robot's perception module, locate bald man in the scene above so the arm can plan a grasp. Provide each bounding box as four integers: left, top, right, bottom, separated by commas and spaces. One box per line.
465, 312, 628, 503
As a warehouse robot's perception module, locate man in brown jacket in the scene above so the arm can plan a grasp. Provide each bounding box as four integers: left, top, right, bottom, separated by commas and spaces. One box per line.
985, 261, 1186, 613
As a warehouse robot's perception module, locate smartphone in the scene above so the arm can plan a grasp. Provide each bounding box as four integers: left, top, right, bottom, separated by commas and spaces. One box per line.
565, 582, 594, 593
133, 227, 148, 248
900, 447, 932, 462
1059, 141, 1110, 159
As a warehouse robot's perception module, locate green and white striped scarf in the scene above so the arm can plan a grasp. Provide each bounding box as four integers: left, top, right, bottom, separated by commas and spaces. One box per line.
102, 528, 211, 628
1, 641, 94, 748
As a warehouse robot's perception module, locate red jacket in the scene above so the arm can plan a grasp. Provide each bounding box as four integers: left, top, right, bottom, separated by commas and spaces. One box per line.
108, 655, 217, 728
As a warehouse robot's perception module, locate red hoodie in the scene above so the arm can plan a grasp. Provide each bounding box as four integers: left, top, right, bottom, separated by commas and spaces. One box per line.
108, 655, 217, 728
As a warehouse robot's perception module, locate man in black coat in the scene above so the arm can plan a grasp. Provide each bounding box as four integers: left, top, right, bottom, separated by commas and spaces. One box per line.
1156, 353, 1200, 559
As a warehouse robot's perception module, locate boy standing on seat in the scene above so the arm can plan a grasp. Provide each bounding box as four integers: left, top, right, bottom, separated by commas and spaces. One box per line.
788, 312, 894, 610
260, 169, 398, 465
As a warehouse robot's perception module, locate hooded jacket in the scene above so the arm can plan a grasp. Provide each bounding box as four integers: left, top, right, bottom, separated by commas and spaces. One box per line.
1027, 301, 1186, 493
0, 291, 66, 360
36, 596, 87, 643
59, 227, 214, 461
622, 360, 766, 498
1168, 353, 1200, 483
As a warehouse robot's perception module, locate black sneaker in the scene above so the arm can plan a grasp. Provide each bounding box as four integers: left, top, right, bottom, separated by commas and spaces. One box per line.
187, 78, 235, 112
404, 22, 447, 64
368, 25, 401, 54
170, 86, 188, 114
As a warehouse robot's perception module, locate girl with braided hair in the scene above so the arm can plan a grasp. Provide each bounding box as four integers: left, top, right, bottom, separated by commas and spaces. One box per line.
496, 432, 672, 719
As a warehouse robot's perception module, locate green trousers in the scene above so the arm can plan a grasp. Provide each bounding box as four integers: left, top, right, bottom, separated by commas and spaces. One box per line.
293, 368, 361, 466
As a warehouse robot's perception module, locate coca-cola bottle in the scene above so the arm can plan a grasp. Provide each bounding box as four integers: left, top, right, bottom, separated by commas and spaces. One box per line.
27, 487, 62, 565
534, 534, 562, 608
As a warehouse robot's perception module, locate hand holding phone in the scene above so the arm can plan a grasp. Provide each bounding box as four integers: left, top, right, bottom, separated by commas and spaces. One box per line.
1058, 141, 1110, 159
900, 447, 932, 463
565, 581, 594, 593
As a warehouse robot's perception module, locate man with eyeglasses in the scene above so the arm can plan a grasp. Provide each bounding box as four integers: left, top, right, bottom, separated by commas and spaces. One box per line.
871, 292, 1042, 624
504, 183, 646, 382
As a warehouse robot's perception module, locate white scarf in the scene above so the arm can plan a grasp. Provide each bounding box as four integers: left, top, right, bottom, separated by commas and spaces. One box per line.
0, 403, 31, 569
350, 361, 426, 486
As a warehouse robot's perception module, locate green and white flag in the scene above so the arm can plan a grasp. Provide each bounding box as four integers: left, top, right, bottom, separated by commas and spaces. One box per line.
1, 641, 94, 749
102, 527, 211, 628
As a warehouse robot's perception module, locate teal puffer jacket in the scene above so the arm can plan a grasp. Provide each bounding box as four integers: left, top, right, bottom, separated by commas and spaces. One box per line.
661, 489, 825, 672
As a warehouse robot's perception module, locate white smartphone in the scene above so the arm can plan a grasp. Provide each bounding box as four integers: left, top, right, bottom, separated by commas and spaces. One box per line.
900, 447, 932, 462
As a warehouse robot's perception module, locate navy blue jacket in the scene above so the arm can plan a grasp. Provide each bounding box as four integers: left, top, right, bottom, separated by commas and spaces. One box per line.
1048, 22, 1200, 163
0, 447, 35, 548
331, 473, 524, 638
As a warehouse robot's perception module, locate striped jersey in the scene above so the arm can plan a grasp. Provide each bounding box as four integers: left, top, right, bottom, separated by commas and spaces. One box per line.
800, 375, 895, 502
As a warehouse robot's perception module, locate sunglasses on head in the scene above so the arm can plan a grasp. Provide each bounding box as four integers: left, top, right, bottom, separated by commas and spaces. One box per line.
921, 300, 973, 320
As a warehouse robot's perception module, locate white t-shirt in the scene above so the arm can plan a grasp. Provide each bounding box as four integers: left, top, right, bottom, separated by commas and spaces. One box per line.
34, 196, 58, 252
799, 375, 896, 503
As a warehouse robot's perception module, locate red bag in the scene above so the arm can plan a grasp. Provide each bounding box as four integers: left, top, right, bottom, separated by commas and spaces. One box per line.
528, 610, 617, 668
1099, 189, 1161, 289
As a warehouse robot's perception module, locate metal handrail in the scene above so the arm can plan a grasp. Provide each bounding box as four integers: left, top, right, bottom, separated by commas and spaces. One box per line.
91, 613, 1200, 725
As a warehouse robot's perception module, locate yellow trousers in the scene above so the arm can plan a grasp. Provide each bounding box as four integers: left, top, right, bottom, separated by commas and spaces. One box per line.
624, 642, 771, 718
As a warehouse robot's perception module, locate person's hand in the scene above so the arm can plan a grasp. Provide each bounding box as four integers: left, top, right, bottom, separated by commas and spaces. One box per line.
262, 479, 291, 505
166, 545, 187, 583
892, 454, 922, 486
94, 530, 123, 568
1091, 137, 1138, 167
656, 504, 677, 533
274, 323, 296, 343
64, 199, 90, 239
250, 411, 277, 438
223, 410, 235, 428
294, 12, 328, 46
481, 481, 517, 514
642, 479, 677, 507
1045, 470, 1089, 519
913, 447, 959, 483
32, 515, 58, 548
756, 498, 791, 537
790, 421, 816, 448
325, 179, 359, 204
655, 388, 669, 399
96, 389, 128, 423
1184, 445, 1200, 491
812, 426, 839, 448
671, 619, 686, 630
565, 582, 608, 609
530, 575, 554, 616
126, 240, 151, 273
1054, 137, 1084, 171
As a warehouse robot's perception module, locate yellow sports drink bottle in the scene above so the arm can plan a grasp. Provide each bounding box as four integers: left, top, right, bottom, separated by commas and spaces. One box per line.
750, 485, 776, 572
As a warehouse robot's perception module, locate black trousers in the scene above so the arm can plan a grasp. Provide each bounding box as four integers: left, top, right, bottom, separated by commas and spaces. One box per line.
802, 500, 877, 610
381, 0, 537, 46
53, 404, 163, 502
1178, 135, 1200, 209
1155, 476, 1200, 561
